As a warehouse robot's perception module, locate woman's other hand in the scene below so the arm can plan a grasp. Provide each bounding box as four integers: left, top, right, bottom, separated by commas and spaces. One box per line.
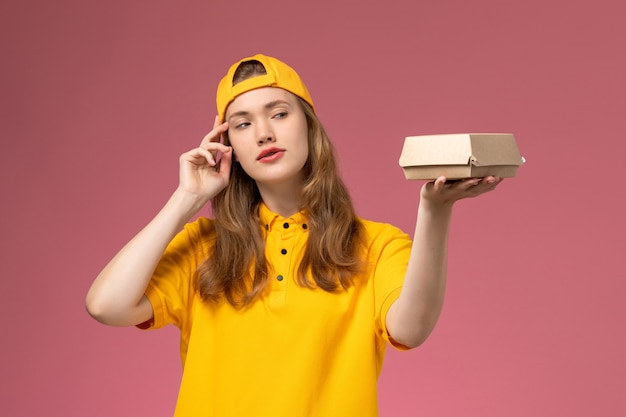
178, 115, 232, 202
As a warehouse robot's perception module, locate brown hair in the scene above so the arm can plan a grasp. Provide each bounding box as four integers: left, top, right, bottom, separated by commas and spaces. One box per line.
195, 60, 365, 307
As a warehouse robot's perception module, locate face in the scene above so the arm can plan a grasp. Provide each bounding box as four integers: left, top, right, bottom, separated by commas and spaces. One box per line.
225, 87, 309, 188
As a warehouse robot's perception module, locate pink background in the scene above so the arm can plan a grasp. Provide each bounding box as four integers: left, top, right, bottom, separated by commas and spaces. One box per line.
2, 0, 625, 416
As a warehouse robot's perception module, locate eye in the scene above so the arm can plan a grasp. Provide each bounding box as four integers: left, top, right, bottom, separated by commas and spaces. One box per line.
234, 121, 250, 129
273, 111, 288, 119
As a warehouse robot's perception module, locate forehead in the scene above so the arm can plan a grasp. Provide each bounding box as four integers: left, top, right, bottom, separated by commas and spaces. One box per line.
225, 87, 298, 117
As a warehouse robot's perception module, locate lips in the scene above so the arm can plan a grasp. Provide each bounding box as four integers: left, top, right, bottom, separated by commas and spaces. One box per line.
256, 147, 285, 161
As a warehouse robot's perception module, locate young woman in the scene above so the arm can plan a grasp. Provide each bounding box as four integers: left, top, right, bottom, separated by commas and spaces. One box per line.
86, 54, 502, 416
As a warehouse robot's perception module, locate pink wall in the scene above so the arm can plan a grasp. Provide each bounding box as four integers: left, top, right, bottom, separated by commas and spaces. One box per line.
2, 1, 625, 416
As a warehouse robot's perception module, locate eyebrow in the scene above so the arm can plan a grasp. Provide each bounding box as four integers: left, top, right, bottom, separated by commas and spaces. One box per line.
227, 100, 292, 121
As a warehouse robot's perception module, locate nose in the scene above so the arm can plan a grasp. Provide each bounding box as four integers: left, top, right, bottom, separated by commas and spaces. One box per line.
256, 120, 275, 145
257, 135, 274, 144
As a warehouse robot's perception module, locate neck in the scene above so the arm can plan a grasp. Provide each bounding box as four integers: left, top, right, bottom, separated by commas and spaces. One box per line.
257, 177, 303, 218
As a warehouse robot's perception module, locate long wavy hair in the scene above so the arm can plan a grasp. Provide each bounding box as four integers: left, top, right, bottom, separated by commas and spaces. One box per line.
195, 60, 365, 307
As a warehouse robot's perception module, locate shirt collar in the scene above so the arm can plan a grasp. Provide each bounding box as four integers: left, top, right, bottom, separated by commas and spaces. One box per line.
259, 202, 309, 232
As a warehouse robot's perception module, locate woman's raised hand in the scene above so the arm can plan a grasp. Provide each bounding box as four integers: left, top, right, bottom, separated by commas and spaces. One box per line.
178, 116, 233, 203
420, 176, 503, 207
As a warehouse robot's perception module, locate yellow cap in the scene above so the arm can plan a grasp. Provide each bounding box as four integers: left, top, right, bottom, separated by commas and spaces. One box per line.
216, 54, 315, 122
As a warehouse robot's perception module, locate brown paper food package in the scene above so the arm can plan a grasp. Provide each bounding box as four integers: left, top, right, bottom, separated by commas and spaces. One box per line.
399, 133, 525, 180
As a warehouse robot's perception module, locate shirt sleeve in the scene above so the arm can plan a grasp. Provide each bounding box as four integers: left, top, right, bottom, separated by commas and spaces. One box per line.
368, 221, 413, 350
141, 218, 213, 331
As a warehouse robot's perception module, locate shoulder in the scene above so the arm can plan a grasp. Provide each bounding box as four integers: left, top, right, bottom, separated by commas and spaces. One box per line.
355, 218, 412, 275
357, 217, 412, 249
358, 217, 409, 238
187, 216, 217, 236
168, 217, 218, 254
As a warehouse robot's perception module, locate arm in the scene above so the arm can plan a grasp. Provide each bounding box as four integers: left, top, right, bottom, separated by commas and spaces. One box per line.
85, 118, 231, 327
386, 176, 502, 348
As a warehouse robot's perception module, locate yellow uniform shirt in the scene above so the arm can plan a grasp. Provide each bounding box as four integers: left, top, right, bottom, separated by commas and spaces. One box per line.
144, 203, 412, 417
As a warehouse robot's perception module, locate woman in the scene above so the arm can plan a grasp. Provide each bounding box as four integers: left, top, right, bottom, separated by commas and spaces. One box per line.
86, 54, 501, 416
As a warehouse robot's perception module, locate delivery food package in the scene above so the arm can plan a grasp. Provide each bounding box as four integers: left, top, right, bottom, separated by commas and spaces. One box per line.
399, 133, 525, 180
